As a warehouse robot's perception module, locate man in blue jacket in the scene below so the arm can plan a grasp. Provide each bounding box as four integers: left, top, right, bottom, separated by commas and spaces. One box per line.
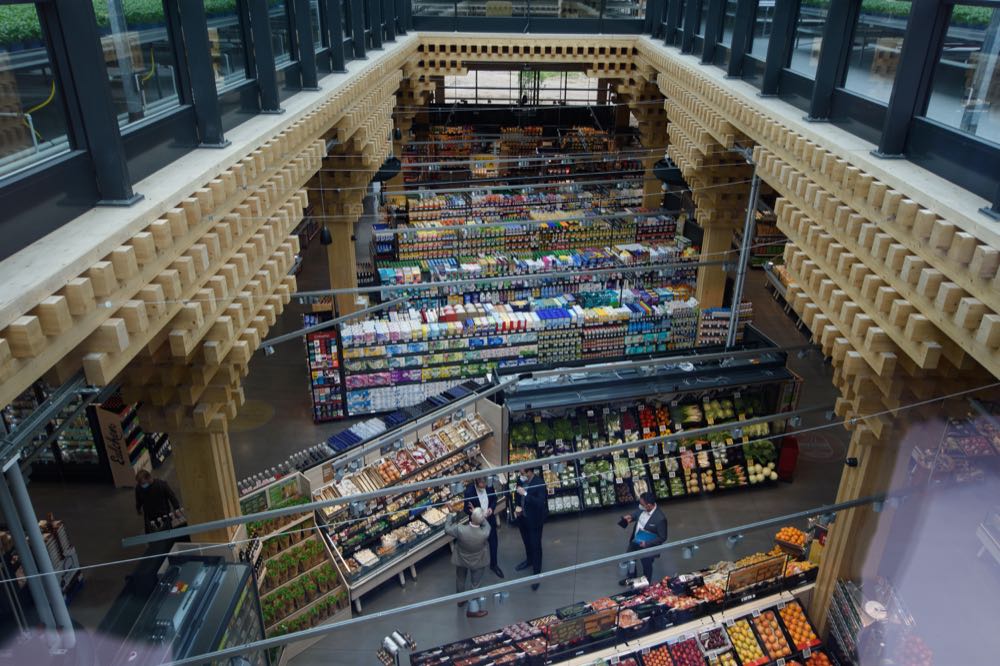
513, 467, 547, 590
620, 491, 668, 585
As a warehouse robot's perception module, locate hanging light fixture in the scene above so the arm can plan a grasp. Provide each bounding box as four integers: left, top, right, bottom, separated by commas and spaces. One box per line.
319, 225, 333, 245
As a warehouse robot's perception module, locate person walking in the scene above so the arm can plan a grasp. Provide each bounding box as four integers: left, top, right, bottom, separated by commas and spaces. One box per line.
513, 467, 547, 590
134, 469, 181, 534
464, 477, 504, 577
444, 508, 492, 618
619, 491, 668, 585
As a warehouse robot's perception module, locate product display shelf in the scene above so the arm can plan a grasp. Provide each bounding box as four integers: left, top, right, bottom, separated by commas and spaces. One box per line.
506, 388, 787, 519
238, 474, 349, 640
312, 415, 496, 609
1, 516, 83, 602
303, 313, 345, 423
696, 304, 754, 347
908, 401, 1000, 486
410, 546, 822, 666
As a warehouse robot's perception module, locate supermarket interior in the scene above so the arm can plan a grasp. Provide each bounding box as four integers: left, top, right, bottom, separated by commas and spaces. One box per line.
1, 2, 1000, 666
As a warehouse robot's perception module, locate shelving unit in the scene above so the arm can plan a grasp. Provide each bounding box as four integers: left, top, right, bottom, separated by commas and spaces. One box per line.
696, 303, 754, 346
308, 413, 500, 611
303, 313, 345, 422
239, 474, 350, 640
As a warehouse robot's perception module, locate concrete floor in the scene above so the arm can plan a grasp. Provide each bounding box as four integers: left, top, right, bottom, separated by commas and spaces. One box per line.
14, 235, 854, 663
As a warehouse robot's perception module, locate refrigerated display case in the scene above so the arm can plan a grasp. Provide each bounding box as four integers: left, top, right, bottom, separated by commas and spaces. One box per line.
110, 555, 268, 666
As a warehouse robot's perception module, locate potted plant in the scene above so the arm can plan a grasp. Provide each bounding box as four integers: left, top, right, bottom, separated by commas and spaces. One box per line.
304, 580, 318, 603
314, 571, 328, 594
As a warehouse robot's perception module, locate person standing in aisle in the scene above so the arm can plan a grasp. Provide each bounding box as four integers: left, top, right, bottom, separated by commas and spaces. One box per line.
134, 469, 181, 534
444, 508, 492, 618
619, 491, 668, 585
514, 467, 547, 590
464, 477, 504, 578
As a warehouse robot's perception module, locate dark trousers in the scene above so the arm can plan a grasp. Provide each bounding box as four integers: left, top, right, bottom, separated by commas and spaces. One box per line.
627, 542, 655, 582
520, 522, 544, 574
487, 519, 499, 568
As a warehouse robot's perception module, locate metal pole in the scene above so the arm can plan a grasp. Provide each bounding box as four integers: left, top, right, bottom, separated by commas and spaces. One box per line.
4, 463, 75, 648
726, 164, 760, 350
0, 466, 58, 646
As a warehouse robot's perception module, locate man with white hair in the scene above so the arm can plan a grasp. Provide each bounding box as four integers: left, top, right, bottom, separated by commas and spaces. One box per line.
444, 507, 492, 618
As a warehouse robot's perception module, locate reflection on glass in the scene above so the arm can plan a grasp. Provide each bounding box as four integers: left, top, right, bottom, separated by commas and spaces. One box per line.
0, 4, 70, 177
270, 0, 294, 64
101, 0, 181, 127
695, 0, 708, 36
843, 1, 911, 103
789, 1, 827, 77
602, 0, 639, 19
750, 0, 775, 58
208, 0, 249, 90
721, 0, 739, 46
310, 0, 323, 49
925, 4, 1000, 146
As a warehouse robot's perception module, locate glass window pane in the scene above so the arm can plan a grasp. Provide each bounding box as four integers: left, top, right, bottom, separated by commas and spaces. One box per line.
925, 4, 1000, 146
750, 0, 775, 58
269, 0, 294, 63
789, 1, 828, 77
674, 0, 687, 46
843, 1, 911, 103
310, 0, 323, 49
721, 0, 739, 46
602, 0, 637, 19
207, 1, 249, 91
0, 4, 70, 178
695, 0, 708, 36
101, 0, 181, 128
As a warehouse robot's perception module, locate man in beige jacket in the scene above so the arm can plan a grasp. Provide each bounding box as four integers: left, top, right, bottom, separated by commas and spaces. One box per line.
445, 507, 492, 618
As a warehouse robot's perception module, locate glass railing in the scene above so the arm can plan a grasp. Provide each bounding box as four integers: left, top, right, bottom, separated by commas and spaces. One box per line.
412, 0, 645, 20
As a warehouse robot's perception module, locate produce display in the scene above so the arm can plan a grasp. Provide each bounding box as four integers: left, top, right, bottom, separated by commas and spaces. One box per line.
412, 543, 826, 666
778, 601, 822, 650
507, 390, 788, 517
775, 526, 808, 548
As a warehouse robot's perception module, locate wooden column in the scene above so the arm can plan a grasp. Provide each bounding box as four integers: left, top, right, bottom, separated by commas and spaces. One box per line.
696, 225, 732, 308
327, 217, 361, 315
169, 414, 240, 543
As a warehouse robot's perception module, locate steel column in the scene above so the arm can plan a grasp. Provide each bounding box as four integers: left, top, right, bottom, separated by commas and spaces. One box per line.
726, 0, 756, 76
45, 0, 140, 205
369, 0, 384, 49
761, 0, 800, 94
248, 0, 284, 112
177, 0, 229, 146
3, 463, 75, 647
0, 468, 57, 644
293, 0, 320, 89
682, 0, 700, 52
702, 0, 726, 63
727, 163, 760, 349
326, 0, 348, 71
874, 0, 950, 156
351, 0, 367, 58
665, 0, 684, 45
383, 0, 396, 40
806, 0, 859, 120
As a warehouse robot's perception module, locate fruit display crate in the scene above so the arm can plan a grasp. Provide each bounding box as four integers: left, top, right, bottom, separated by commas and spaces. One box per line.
409, 549, 825, 666
505, 386, 791, 519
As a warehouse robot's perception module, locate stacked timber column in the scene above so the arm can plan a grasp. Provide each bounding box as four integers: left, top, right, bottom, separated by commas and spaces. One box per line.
614, 68, 669, 206
311, 69, 402, 314
387, 71, 434, 192
656, 73, 752, 308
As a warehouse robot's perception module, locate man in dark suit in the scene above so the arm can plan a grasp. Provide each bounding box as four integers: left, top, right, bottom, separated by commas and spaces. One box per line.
513, 467, 548, 590
464, 477, 504, 578
620, 491, 668, 585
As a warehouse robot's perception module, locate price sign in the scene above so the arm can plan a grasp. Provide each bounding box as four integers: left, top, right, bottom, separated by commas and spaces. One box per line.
628, 449, 636, 459
670, 400, 678, 407
695, 443, 703, 451
802, 648, 812, 658
643, 427, 650, 435
776, 660, 786, 666
641, 648, 650, 655
752, 610, 761, 618
725, 619, 735, 627
556, 439, 564, 447
603, 407, 610, 415
652, 473, 660, 480
777, 602, 786, 609
668, 471, 676, 478
587, 410, 594, 417
616, 477, 623, 484
534, 415, 541, 423
610, 657, 620, 665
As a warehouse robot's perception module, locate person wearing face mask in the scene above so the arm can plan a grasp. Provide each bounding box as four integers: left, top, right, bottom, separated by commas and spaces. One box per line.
134, 469, 181, 533
619, 491, 668, 585
513, 467, 547, 590
464, 477, 504, 577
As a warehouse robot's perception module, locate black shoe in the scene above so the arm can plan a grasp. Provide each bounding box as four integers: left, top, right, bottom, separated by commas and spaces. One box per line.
457, 601, 466, 608
515, 561, 531, 571
531, 583, 540, 591
618, 578, 629, 586
491, 566, 505, 578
